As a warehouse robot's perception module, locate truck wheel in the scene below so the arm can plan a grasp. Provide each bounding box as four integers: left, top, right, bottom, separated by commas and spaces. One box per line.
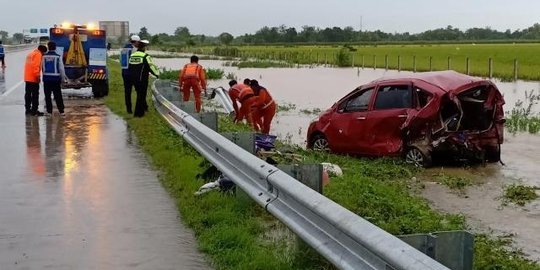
405, 147, 432, 167
91, 81, 108, 98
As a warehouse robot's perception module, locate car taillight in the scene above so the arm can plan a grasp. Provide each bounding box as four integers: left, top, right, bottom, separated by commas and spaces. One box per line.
93, 69, 104, 73
53, 29, 63, 34
92, 30, 103, 36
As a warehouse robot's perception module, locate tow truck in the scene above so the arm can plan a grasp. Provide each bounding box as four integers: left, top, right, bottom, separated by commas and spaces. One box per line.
49, 22, 109, 98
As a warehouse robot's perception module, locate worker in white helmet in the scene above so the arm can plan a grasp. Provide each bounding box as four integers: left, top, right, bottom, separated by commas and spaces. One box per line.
120, 35, 140, 113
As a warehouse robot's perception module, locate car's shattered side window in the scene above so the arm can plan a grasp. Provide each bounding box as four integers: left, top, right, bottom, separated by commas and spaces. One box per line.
415, 88, 432, 108
341, 88, 374, 112
374, 85, 412, 110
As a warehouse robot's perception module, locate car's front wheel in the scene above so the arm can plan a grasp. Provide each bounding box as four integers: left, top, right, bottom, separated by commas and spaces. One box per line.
405, 147, 432, 167
311, 134, 330, 151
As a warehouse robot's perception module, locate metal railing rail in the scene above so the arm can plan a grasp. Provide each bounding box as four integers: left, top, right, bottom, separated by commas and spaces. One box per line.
151, 80, 449, 270
4, 44, 36, 52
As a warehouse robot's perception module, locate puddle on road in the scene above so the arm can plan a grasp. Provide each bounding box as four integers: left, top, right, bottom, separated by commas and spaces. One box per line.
1, 96, 210, 269
155, 57, 540, 260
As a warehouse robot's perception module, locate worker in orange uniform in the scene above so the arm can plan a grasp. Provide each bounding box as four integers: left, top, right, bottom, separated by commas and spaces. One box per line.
233, 80, 260, 131
24, 45, 48, 116
250, 80, 277, 134
227, 79, 251, 120
179, 55, 206, 112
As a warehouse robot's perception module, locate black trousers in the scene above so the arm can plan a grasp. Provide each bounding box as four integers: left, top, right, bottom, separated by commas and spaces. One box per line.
24, 82, 40, 113
133, 80, 148, 117
43, 80, 64, 113
122, 74, 134, 113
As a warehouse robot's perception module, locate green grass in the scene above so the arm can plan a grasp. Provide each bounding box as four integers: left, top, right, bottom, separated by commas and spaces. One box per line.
505, 90, 540, 134
187, 43, 540, 81
104, 60, 540, 269
105, 60, 322, 270
504, 184, 539, 206
158, 68, 225, 81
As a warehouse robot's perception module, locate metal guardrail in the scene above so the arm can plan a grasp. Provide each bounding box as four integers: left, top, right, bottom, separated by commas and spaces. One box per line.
151, 80, 449, 270
4, 44, 36, 52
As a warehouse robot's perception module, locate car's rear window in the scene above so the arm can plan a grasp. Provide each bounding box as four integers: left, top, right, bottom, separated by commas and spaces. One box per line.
374, 85, 412, 109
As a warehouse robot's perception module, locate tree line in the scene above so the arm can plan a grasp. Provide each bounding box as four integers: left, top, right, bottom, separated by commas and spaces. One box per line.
3, 22, 540, 45
136, 23, 540, 46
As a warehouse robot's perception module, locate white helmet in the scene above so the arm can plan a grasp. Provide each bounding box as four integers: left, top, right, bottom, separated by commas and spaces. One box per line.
140, 39, 150, 44
130, 35, 141, 42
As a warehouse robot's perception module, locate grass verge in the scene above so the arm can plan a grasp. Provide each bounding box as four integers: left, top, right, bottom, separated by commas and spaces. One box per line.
104, 60, 540, 269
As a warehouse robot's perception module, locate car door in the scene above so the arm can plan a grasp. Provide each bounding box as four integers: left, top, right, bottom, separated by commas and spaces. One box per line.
361, 83, 414, 156
325, 88, 375, 154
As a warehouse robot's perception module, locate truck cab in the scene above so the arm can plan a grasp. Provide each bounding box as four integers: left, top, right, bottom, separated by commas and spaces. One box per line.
49, 24, 109, 98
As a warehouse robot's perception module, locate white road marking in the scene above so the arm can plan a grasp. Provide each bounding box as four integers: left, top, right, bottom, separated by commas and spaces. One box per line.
0, 81, 24, 99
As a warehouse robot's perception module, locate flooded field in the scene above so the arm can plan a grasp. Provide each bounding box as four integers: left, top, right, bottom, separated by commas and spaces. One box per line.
154, 57, 540, 260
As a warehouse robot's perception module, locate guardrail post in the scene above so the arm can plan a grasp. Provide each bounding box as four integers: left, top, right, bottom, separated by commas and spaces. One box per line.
514, 59, 518, 81
399, 231, 474, 270
362, 55, 365, 69
466, 57, 470, 75
221, 132, 257, 203
398, 55, 401, 71
384, 55, 388, 70
352, 54, 355, 67
429, 56, 433, 71
279, 164, 324, 259
373, 55, 376, 70
413, 56, 417, 72
447, 56, 451, 70
488, 58, 493, 78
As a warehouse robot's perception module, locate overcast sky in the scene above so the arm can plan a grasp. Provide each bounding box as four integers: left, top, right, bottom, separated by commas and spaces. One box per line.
2, 0, 539, 36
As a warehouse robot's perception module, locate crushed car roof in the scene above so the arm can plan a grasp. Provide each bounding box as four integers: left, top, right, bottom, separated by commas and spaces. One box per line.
371, 70, 489, 92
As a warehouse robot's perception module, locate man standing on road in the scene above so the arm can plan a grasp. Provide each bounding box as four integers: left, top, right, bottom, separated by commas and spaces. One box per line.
128, 40, 159, 117
0, 41, 6, 69
24, 45, 47, 116
120, 35, 140, 114
42, 41, 67, 116
179, 55, 206, 112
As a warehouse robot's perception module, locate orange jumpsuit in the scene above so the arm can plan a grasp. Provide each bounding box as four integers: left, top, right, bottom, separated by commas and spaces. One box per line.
179, 62, 206, 112
237, 86, 260, 131
228, 83, 251, 120
253, 87, 276, 134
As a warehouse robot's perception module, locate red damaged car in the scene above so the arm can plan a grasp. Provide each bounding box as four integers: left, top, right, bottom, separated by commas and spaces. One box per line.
306, 71, 505, 167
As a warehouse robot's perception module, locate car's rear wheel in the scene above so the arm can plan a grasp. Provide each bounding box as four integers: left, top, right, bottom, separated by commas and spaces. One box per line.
311, 134, 329, 151
405, 147, 432, 167
485, 144, 501, 163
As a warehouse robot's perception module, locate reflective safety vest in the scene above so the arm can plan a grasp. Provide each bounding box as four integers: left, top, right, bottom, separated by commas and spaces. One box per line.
128, 51, 159, 82
42, 52, 64, 82
181, 63, 202, 79
0, 45, 4, 56
120, 43, 135, 71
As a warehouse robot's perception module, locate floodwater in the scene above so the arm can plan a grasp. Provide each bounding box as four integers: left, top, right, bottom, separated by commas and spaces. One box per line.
0, 50, 210, 269
155, 56, 540, 260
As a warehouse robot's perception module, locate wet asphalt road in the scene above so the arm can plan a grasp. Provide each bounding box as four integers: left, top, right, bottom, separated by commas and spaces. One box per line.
0, 50, 210, 269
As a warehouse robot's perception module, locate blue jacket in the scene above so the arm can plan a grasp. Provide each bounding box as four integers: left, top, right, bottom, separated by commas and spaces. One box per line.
42, 51, 66, 82
120, 43, 135, 76
0, 45, 4, 56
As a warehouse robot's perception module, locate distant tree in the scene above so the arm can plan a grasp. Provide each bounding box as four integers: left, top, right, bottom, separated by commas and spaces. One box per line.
13, 33, 24, 44
151, 34, 161, 45
186, 39, 196, 46
218, 32, 234, 45
138, 27, 151, 40
0, 30, 8, 42
174, 27, 191, 40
